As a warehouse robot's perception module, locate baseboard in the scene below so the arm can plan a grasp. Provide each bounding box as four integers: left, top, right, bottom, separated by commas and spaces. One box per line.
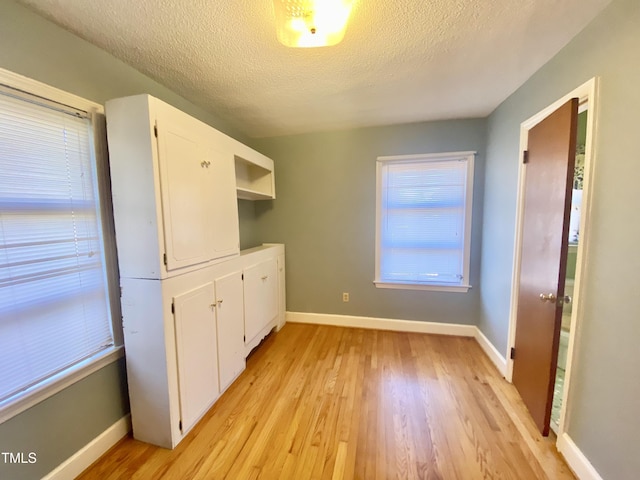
286, 312, 507, 376
42, 414, 131, 480
557, 432, 604, 480
474, 328, 508, 376
286, 311, 477, 337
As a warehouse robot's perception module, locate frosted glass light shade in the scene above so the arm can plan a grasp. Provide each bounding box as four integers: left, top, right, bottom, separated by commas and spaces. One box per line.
273, 0, 354, 48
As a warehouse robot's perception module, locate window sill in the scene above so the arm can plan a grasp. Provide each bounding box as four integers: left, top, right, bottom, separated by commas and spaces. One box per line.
0, 345, 124, 425
374, 281, 471, 293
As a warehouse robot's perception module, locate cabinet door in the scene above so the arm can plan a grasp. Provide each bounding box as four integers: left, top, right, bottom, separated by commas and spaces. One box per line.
173, 283, 219, 434
244, 258, 278, 344
208, 143, 240, 259
157, 116, 214, 271
214, 271, 245, 391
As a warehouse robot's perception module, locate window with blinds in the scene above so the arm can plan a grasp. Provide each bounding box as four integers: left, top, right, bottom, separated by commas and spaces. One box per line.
375, 151, 475, 292
0, 85, 114, 407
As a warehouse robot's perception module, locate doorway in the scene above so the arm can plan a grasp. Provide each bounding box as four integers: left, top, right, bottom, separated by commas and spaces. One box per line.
505, 78, 598, 441
551, 107, 588, 433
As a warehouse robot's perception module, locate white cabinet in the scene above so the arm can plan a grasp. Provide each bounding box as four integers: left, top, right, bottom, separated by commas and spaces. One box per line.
244, 258, 278, 349
107, 94, 283, 450
214, 271, 245, 391
106, 94, 240, 279
157, 115, 217, 271
119, 245, 284, 449
174, 271, 245, 432
173, 283, 219, 433
240, 245, 286, 354
210, 145, 243, 258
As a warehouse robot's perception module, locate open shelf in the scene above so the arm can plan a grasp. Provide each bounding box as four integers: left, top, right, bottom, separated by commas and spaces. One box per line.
235, 155, 274, 200
237, 186, 274, 201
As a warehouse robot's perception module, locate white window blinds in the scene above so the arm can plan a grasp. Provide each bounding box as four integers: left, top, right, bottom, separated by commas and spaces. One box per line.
0, 88, 113, 404
376, 152, 474, 289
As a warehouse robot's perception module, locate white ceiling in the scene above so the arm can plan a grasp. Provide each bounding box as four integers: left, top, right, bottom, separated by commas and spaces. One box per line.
18, 0, 611, 138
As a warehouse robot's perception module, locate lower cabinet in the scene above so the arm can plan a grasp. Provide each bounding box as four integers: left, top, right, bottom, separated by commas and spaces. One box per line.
214, 271, 245, 391
173, 283, 220, 434
120, 244, 284, 449
243, 257, 278, 349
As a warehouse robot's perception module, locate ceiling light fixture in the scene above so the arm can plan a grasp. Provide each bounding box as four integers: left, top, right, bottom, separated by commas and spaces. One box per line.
273, 0, 355, 48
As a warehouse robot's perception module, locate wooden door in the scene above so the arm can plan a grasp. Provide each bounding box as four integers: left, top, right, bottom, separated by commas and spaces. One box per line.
214, 271, 245, 391
512, 98, 578, 436
173, 283, 219, 434
157, 115, 214, 271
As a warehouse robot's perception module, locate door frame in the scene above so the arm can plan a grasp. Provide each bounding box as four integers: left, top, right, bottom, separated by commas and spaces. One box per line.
505, 77, 599, 440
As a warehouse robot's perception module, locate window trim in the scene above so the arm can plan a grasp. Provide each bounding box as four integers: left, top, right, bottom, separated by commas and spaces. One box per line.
0, 347, 124, 424
374, 151, 475, 293
0, 67, 122, 423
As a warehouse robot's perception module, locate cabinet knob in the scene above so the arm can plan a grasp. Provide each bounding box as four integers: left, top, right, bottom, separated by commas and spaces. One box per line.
217, 299, 223, 305
209, 303, 216, 309
261, 275, 268, 280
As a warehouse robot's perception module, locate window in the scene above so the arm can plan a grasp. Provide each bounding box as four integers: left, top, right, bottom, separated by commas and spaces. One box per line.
375, 151, 475, 292
0, 70, 120, 421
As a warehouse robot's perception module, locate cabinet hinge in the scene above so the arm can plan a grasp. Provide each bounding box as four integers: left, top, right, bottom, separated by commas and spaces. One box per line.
163, 253, 167, 266
154, 124, 158, 138
171, 302, 175, 314
178, 420, 182, 431
522, 150, 529, 164
241, 273, 244, 281
243, 335, 246, 342
510, 347, 516, 360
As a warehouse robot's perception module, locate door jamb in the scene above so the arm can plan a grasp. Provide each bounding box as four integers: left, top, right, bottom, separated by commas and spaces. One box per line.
505, 77, 599, 440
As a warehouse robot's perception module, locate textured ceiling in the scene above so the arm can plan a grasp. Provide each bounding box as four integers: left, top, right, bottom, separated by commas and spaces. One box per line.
18, 0, 611, 138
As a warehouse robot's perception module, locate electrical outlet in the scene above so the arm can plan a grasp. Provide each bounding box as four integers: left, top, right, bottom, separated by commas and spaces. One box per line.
342, 292, 349, 302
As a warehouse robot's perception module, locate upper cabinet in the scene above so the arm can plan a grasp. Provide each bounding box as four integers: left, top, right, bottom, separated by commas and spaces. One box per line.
106, 94, 271, 279
156, 111, 235, 272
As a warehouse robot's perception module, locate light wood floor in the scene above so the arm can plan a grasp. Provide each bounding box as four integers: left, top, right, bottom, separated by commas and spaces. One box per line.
79, 323, 575, 479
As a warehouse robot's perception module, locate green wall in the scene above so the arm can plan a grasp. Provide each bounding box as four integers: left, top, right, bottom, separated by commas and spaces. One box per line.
0, 360, 128, 480
252, 119, 486, 323
479, 0, 640, 477
238, 199, 260, 250
0, 1, 247, 477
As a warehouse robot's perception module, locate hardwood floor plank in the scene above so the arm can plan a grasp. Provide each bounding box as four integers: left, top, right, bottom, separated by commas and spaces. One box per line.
78, 324, 575, 480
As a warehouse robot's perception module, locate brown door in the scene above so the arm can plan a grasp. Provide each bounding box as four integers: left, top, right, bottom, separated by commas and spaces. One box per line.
512, 98, 578, 436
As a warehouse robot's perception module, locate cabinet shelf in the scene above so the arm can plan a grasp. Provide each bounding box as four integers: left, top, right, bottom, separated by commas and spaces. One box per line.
235, 154, 275, 200
237, 186, 274, 201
